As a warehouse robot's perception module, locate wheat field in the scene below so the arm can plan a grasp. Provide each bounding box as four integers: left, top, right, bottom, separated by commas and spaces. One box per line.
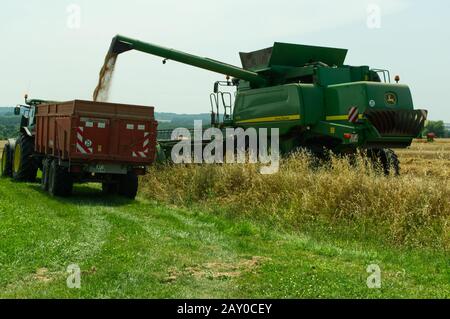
396, 139, 450, 179
1, 139, 448, 174
141, 139, 450, 249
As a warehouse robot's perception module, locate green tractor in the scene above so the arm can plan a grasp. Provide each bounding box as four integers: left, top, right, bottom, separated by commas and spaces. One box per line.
1, 96, 58, 181
104, 35, 427, 174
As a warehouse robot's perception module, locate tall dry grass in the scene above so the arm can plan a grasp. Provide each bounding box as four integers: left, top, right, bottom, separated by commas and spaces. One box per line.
141, 150, 449, 249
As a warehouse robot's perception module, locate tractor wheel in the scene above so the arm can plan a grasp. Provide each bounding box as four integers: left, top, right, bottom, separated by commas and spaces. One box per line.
41, 158, 51, 190
102, 182, 118, 195
12, 134, 38, 182
118, 171, 138, 199
367, 148, 400, 176
48, 160, 73, 197
1, 143, 13, 177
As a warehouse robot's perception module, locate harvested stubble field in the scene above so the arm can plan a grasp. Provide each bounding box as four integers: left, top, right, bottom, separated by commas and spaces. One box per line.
396, 139, 450, 179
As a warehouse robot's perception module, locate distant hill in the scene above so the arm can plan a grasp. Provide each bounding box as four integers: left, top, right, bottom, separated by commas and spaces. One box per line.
0, 109, 19, 139
155, 112, 212, 129
0, 110, 214, 139
0, 107, 14, 116
155, 112, 211, 121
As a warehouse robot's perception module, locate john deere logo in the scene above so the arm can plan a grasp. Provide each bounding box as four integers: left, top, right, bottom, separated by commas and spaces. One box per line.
385, 93, 397, 105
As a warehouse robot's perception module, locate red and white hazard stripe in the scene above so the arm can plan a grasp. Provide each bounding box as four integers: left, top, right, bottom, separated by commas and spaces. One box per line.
132, 131, 150, 158
132, 151, 148, 158
76, 127, 93, 154
348, 107, 359, 123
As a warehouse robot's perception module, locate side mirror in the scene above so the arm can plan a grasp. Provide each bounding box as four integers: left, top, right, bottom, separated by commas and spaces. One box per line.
213, 82, 219, 94
14, 105, 21, 115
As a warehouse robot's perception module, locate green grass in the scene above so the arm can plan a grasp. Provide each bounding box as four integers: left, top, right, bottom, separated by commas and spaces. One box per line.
0, 178, 448, 298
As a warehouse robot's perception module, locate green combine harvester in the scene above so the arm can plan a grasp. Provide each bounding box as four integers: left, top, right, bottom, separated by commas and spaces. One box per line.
109, 35, 427, 174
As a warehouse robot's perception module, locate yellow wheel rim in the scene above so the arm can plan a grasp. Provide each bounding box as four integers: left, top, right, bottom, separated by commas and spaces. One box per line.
13, 144, 21, 174
1, 149, 6, 173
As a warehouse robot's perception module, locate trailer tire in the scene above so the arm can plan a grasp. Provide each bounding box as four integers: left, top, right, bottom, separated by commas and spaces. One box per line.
102, 182, 118, 195
118, 171, 138, 199
41, 158, 51, 190
48, 160, 73, 197
1, 143, 13, 177
12, 134, 38, 182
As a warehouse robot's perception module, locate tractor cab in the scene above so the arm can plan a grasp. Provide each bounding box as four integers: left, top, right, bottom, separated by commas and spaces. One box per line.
14, 95, 59, 135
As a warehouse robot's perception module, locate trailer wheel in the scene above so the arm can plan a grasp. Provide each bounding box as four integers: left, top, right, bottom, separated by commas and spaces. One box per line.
1, 143, 13, 177
367, 148, 400, 176
48, 160, 73, 197
118, 171, 138, 199
102, 182, 118, 195
12, 134, 38, 182
41, 158, 51, 190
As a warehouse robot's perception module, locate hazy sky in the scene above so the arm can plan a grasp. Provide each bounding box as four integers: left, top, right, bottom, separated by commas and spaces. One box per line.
0, 0, 449, 121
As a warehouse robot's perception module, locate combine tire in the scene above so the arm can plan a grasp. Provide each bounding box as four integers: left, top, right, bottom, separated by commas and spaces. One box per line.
1, 143, 12, 177
118, 171, 138, 199
367, 148, 400, 176
12, 134, 38, 182
48, 160, 73, 197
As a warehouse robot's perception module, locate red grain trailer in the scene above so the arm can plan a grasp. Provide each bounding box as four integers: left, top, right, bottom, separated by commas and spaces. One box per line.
35, 100, 157, 198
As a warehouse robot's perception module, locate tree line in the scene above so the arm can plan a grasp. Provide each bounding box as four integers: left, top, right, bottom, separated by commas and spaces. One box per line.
0, 115, 20, 140
423, 120, 449, 138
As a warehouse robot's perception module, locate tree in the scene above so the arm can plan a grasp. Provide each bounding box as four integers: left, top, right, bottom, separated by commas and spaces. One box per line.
423, 120, 446, 138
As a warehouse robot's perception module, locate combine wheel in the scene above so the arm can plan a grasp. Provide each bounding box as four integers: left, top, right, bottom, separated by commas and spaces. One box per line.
1, 143, 13, 177
118, 171, 138, 199
367, 148, 400, 176
12, 134, 38, 182
48, 160, 73, 197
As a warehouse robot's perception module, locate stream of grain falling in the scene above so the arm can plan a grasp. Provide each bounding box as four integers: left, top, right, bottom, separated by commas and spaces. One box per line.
93, 52, 118, 102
